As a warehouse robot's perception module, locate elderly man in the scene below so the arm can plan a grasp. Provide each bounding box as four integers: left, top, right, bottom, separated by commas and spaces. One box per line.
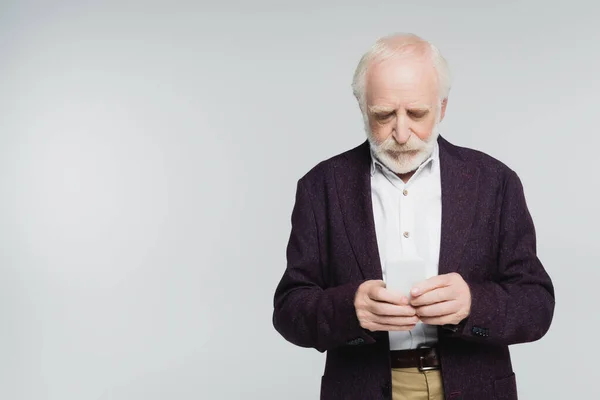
272, 33, 555, 400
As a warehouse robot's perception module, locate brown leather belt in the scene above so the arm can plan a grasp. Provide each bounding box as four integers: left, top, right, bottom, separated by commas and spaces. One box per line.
390, 347, 440, 371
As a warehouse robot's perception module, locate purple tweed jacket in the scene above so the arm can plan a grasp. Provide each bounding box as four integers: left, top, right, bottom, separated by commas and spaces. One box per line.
272, 136, 555, 400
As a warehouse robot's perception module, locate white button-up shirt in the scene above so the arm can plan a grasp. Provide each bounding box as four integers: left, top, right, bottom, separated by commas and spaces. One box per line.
370, 142, 442, 351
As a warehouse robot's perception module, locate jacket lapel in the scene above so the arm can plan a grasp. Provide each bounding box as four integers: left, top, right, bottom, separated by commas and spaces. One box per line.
437, 136, 480, 275
334, 141, 383, 281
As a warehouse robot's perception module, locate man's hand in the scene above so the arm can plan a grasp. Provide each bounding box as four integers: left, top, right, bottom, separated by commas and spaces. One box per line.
409, 272, 471, 326
354, 280, 419, 332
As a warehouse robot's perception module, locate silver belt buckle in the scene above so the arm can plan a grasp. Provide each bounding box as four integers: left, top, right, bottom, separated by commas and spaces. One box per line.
418, 355, 438, 372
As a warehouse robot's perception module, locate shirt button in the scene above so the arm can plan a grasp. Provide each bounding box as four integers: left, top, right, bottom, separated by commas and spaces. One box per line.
402, 189, 408, 196
403, 231, 410, 238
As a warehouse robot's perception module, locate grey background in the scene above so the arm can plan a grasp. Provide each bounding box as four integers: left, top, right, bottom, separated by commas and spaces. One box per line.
1, 1, 598, 399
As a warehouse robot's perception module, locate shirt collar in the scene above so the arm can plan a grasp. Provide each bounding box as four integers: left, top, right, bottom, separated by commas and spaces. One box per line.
370, 140, 440, 179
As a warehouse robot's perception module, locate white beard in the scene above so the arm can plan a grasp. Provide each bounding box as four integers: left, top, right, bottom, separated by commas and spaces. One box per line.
367, 124, 440, 175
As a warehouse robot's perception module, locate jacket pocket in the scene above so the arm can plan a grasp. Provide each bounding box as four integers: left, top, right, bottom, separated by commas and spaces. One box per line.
494, 372, 517, 400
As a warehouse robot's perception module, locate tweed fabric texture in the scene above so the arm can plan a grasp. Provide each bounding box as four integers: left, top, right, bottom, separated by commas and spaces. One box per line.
273, 136, 555, 400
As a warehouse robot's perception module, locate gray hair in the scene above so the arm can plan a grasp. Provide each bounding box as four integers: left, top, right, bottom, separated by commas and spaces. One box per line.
351, 33, 452, 111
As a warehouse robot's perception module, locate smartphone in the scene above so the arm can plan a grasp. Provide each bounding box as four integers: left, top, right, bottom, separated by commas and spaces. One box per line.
384, 258, 428, 300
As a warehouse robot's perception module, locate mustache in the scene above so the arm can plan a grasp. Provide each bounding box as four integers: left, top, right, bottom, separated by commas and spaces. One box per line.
378, 135, 427, 152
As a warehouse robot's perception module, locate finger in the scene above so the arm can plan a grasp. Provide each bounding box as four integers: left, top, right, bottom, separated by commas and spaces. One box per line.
369, 302, 416, 317
410, 274, 452, 297
410, 286, 454, 307
372, 315, 420, 327
418, 316, 452, 326
369, 286, 409, 305
415, 301, 459, 318
385, 323, 418, 331
364, 320, 419, 332
370, 280, 386, 288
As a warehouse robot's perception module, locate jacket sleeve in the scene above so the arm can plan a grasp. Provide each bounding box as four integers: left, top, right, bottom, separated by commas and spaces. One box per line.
444, 170, 555, 346
272, 178, 376, 353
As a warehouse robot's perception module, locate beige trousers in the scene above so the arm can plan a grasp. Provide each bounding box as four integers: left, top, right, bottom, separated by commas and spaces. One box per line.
391, 367, 445, 400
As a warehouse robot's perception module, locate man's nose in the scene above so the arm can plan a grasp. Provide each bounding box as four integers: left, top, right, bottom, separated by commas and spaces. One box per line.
392, 115, 411, 144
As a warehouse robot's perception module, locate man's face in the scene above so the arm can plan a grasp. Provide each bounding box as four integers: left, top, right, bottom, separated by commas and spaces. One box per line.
364, 55, 446, 174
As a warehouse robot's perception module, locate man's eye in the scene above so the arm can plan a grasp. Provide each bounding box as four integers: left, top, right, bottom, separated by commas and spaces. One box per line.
408, 111, 427, 119
378, 113, 394, 120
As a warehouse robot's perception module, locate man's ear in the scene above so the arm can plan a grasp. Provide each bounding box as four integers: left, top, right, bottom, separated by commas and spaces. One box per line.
439, 98, 448, 122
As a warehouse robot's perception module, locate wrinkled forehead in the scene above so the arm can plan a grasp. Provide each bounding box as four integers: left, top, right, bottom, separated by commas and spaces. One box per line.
365, 55, 439, 105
